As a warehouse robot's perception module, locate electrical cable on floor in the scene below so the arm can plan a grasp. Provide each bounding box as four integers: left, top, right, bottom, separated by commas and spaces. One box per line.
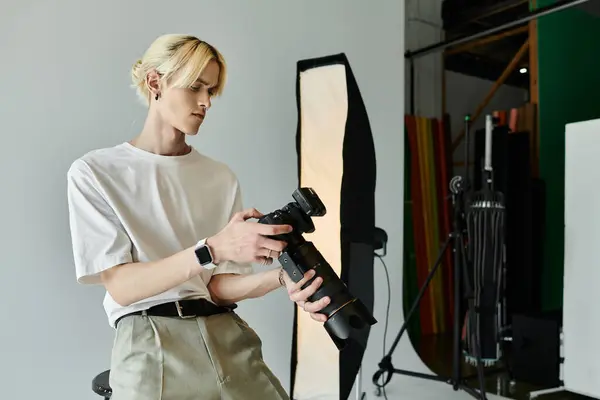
375, 253, 390, 400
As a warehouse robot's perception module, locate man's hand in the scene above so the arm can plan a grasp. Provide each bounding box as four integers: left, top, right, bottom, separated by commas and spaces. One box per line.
283, 268, 330, 323
207, 208, 291, 265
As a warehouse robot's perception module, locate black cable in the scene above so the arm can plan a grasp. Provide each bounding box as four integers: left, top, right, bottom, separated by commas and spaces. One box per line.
375, 253, 390, 400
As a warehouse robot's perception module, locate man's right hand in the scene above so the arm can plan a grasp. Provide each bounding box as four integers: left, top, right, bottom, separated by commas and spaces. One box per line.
206, 208, 292, 265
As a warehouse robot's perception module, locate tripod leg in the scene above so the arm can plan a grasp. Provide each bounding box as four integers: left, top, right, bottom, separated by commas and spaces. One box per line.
453, 229, 462, 391
372, 235, 453, 388
388, 235, 452, 355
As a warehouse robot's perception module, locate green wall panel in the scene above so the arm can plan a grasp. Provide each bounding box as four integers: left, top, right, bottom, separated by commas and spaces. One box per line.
537, 0, 600, 310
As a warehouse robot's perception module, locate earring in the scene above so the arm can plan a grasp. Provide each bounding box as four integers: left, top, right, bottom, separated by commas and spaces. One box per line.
155, 93, 160, 101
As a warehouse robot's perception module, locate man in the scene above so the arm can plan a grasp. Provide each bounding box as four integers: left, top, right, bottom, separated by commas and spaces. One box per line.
67, 33, 329, 399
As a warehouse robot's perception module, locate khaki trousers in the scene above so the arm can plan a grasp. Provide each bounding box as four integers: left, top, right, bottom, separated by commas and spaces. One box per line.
109, 311, 289, 400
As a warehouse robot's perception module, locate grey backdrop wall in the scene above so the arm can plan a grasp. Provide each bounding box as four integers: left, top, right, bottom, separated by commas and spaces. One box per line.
0, 1, 429, 399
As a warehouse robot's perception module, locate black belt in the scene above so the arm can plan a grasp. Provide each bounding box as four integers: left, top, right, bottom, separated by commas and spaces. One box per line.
115, 299, 237, 327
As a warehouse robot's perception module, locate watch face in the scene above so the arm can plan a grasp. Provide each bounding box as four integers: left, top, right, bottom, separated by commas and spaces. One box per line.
195, 245, 212, 265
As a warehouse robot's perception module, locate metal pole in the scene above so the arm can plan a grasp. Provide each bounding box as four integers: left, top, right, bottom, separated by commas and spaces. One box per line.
444, 25, 528, 56
405, 0, 590, 60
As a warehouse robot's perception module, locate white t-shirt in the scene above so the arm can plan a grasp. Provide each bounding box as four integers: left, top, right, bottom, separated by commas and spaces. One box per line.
66, 142, 253, 327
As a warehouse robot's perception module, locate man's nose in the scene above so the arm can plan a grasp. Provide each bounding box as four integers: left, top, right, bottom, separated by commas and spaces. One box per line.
199, 95, 211, 110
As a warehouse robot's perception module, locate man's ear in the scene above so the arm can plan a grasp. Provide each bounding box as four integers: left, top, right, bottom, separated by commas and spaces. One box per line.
145, 69, 161, 97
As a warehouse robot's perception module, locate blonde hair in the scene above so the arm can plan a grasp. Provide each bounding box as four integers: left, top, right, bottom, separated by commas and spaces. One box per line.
131, 34, 227, 105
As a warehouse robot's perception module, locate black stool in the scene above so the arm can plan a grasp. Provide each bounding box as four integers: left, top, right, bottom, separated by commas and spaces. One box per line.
92, 369, 111, 399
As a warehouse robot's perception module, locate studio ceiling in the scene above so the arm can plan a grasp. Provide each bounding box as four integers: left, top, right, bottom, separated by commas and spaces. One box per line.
440, 0, 598, 88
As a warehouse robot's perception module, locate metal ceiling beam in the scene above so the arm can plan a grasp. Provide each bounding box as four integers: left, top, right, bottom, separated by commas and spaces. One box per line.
406, 0, 590, 60
444, 25, 529, 56
444, 0, 529, 31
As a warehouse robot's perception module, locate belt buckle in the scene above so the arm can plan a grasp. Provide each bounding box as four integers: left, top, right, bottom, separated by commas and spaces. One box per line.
175, 301, 196, 319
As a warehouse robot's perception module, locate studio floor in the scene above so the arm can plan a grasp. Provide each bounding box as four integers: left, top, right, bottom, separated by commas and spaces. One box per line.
415, 334, 595, 400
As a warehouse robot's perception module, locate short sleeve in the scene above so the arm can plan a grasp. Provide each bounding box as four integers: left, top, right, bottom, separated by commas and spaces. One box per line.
67, 159, 133, 285
211, 179, 254, 276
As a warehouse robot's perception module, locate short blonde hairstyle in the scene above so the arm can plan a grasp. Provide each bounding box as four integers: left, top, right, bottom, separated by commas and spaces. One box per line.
131, 34, 227, 105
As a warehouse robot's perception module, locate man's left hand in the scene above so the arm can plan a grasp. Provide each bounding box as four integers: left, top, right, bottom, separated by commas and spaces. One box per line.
282, 268, 330, 323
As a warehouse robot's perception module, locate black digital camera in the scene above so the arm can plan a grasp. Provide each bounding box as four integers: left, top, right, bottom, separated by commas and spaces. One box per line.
258, 187, 377, 349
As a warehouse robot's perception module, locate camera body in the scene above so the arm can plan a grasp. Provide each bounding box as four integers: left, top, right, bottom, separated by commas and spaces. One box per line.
258, 187, 377, 349
258, 187, 325, 238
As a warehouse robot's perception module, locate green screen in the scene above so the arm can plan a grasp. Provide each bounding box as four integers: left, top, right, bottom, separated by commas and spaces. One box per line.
537, 0, 600, 310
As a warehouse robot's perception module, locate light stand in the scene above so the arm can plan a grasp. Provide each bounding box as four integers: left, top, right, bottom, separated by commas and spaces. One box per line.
372, 115, 491, 399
